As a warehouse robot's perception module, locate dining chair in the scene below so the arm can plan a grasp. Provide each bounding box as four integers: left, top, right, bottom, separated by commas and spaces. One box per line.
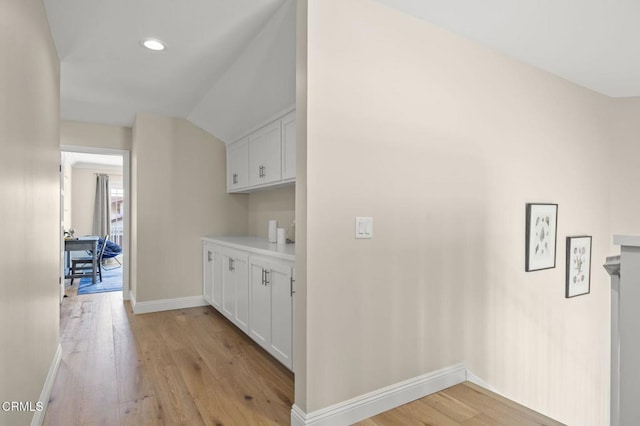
70, 235, 108, 285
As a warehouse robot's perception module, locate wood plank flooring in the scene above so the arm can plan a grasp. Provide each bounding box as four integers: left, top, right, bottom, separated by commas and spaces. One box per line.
44, 287, 294, 425
355, 382, 565, 426
45, 287, 564, 426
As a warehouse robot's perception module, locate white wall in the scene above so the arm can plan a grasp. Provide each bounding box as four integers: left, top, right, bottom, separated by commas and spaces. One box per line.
61, 120, 132, 151
0, 0, 60, 425
299, 0, 612, 424
131, 113, 249, 302
63, 164, 72, 230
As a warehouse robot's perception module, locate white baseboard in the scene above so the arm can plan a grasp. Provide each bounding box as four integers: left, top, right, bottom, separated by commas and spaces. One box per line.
31, 344, 62, 426
291, 363, 466, 426
129, 291, 136, 310
131, 294, 208, 314
466, 370, 497, 393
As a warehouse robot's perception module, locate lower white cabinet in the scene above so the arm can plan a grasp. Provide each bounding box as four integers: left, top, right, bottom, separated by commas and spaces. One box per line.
202, 238, 294, 371
202, 242, 222, 309
220, 250, 249, 333
249, 256, 294, 369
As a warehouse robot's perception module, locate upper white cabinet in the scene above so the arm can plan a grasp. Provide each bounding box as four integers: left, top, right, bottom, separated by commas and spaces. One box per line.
226, 137, 248, 192
249, 120, 282, 186
226, 108, 296, 193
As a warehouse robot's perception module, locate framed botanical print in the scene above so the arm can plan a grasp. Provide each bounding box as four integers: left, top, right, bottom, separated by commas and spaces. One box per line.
525, 203, 558, 272
566, 236, 592, 298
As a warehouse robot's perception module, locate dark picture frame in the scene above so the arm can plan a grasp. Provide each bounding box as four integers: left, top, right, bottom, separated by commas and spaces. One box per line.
566, 236, 592, 298
525, 203, 558, 272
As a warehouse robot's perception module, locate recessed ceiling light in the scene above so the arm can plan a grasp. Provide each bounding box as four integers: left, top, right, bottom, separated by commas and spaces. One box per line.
141, 38, 166, 51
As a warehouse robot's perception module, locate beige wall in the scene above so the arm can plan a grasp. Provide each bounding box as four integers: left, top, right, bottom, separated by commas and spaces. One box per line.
247, 186, 295, 239
294, 0, 309, 410
0, 1, 60, 425
61, 120, 132, 151
131, 113, 249, 302
70, 166, 123, 236
610, 98, 640, 236
300, 0, 612, 424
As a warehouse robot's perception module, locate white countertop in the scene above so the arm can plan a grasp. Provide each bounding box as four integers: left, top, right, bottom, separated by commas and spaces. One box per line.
202, 236, 295, 262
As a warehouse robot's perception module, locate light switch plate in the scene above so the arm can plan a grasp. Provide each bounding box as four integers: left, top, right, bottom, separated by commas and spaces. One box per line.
355, 217, 373, 239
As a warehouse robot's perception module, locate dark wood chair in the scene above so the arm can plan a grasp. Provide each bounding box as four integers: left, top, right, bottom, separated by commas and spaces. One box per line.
70, 235, 108, 285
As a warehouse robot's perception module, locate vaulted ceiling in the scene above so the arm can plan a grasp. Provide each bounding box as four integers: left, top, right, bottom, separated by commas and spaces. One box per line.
44, 0, 639, 144
44, 0, 295, 143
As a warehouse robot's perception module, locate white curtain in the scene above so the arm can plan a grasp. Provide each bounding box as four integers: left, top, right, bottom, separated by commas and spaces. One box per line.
93, 174, 111, 237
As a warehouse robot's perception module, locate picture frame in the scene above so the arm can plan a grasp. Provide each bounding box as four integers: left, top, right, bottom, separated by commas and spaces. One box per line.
566, 236, 592, 298
525, 203, 558, 272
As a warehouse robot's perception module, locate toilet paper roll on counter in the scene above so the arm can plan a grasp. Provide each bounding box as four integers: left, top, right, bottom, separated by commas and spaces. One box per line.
268, 220, 277, 243
277, 228, 286, 245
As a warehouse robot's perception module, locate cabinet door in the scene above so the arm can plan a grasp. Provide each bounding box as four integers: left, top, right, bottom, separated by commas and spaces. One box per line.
249, 260, 271, 349
249, 121, 282, 186
281, 111, 296, 181
221, 252, 249, 332
248, 256, 293, 369
227, 138, 248, 192
269, 262, 293, 369
233, 256, 249, 332
203, 244, 214, 305
211, 249, 222, 309
221, 254, 235, 321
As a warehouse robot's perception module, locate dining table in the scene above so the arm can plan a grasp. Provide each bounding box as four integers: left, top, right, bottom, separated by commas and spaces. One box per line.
64, 236, 99, 284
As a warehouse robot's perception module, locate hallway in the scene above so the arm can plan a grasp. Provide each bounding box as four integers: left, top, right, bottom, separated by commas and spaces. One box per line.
44, 289, 294, 425
44, 286, 564, 425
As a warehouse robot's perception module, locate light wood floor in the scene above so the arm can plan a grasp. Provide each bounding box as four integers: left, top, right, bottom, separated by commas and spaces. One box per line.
44, 287, 294, 425
45, 287, 564, 426
355, 381, 564, 426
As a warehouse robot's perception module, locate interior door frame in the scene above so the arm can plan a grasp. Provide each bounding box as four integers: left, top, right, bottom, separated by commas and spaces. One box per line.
60, 145, 131, 300
59, 156, 65, 303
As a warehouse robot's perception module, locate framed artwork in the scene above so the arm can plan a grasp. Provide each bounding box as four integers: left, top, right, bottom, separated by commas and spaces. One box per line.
566, 236, 592, 298
525, 203, 558, 271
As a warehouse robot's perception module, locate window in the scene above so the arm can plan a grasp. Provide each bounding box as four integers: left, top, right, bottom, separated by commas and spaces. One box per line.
110, 184, 123, 246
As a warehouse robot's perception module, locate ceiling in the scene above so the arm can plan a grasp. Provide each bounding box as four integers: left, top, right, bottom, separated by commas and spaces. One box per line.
44, 0, 294, 142
61, 152, 123, 169
376, 0, 640, 98
44, 0, 639, 143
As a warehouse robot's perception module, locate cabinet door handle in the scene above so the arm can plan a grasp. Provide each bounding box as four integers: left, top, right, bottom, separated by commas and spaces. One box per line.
261, 268, 265, 285
232, 173, 238, 184
207, 251, 212, 262
229, 258, 234, 271
290, 276, 295, 296
264, 270, 270, 285
262, 165, 266, 178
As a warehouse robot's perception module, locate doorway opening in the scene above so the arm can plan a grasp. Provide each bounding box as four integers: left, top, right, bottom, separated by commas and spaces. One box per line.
60, 147, 130, 301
